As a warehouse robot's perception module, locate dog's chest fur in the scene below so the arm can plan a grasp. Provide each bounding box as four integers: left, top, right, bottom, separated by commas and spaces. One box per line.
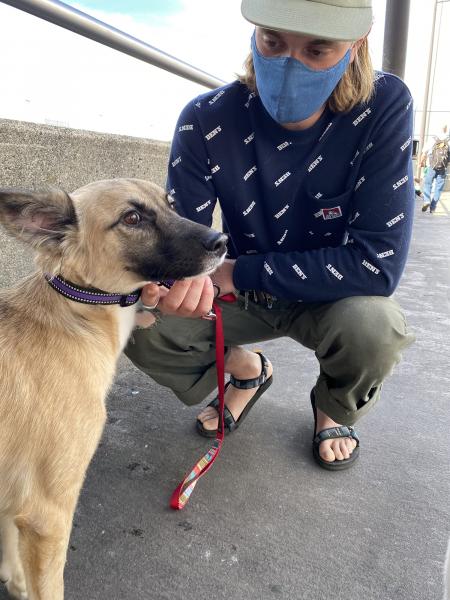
116, 304, 138, 352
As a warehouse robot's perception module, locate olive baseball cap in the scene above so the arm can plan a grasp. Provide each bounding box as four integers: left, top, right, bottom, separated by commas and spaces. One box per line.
241, 0, 373, 41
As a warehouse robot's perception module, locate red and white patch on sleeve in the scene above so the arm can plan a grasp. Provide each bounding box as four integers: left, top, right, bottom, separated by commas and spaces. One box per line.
322, 206, 342, 220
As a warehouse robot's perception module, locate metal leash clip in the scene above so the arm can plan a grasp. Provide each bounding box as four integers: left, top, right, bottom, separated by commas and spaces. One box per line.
203, 308, 217, 320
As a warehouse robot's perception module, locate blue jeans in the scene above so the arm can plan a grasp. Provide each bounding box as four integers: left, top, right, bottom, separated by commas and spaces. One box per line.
423, 168, 447, 210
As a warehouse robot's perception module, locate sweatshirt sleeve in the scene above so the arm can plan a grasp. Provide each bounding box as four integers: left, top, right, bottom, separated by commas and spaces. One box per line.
233, 84, 415, 302
166, 100, 218, 227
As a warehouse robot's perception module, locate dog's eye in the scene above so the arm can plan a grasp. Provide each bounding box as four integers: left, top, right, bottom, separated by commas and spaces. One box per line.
122, 211, 141, 226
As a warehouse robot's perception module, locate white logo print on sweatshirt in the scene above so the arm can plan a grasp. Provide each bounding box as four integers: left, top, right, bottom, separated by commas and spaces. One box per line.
274, 205, 289, 219
350, 149, 360, 166
393, 175, 408, 190
244, 132, 255, 145
352, 108, 372, 126
355, 176, 365, 191
274, 172, 291, 187
243, 166, 257, 181
362, 260, 380, 275
348, 211, 360, 225
196, 200, 212, 213
326, 264, 343, 280
205, 126, 222, 141
277, 230, 288, 245
208, 90, 225, 105
264, 262, 274, 275
245, 92, 256, 108
377, 249, 395, 258
400, 137, 411, 152
319, 122, 333, 141
386, 213, 404, 227
243, 201, 256, 216
292, 264, 307, 279
308, 156, 322, 172
277, 141, 291, 151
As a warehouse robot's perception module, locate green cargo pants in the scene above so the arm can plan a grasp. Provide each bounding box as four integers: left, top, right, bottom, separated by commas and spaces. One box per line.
124, 294, 415, 426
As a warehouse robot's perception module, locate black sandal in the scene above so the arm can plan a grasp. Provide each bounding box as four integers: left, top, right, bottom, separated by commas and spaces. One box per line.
196, 352, 273, 438
310, 390, 360, 471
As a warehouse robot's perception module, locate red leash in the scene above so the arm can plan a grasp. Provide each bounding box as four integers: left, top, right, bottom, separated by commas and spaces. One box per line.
170, 295, 235, 510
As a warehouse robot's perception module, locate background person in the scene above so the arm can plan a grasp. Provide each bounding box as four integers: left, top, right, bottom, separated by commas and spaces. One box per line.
420, 125, 450, 213
126, 0, 415, 471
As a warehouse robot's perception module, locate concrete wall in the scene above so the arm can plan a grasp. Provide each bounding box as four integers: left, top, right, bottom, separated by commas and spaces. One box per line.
0, 118, 170, 190
0, 119, 171, 287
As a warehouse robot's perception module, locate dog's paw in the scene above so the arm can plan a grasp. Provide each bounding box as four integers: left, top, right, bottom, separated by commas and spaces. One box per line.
0, 569, 28, 600
6, 579, 28, 600
134, 311, 157, 329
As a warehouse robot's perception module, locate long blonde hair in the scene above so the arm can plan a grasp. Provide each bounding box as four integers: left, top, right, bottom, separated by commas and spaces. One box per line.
238, 38, 375, 113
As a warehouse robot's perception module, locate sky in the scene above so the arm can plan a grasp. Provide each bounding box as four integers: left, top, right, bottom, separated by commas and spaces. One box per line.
0, 0, 448, 142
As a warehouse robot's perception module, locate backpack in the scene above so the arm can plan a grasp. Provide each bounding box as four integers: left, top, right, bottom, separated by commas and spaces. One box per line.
430, 139, 449, 171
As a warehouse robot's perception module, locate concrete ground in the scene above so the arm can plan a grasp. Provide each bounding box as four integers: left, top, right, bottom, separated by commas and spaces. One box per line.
0, 194, 449, 600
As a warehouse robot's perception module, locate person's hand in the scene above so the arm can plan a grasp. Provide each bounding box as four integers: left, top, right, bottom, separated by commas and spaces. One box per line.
210, 259, 237, 297
140, 277, 214, 319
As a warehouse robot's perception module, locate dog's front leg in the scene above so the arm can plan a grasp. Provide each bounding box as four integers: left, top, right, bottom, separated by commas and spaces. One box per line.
0, 516, 28, 599
16, 507, 74, 600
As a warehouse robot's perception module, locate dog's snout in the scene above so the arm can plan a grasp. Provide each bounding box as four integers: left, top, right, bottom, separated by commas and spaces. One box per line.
201, 231, 227, 254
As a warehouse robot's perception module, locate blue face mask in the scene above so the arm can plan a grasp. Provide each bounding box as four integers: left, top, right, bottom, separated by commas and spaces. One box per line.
251, 33, 351, 124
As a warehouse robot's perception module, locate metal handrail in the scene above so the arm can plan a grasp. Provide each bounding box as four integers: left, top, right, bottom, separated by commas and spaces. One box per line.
1, 0, 226, 90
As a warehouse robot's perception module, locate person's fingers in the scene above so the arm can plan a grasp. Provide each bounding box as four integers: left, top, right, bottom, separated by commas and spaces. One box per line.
176, 278, 210, 317
141, 283, 161, 308
158, 279, 196, 313
159, 278, 212, 317
146, 277, 214, 318
190, 278, 214, 318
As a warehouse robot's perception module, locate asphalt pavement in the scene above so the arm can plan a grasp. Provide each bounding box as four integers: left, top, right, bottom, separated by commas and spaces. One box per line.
0, 194, 449, 600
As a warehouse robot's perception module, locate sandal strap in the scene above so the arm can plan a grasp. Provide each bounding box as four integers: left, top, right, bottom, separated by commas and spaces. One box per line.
229, 352, 269, 390
207, 391, 238, 431
314, 425, 359, 446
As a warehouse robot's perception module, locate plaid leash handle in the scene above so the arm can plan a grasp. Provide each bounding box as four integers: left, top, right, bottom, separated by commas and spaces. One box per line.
170, 295, 234, 510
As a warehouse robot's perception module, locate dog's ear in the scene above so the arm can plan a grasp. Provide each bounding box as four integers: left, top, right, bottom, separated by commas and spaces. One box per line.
0, 188, 77, 247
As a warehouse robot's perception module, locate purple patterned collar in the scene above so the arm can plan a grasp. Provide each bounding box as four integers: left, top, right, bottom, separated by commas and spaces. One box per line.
44, 274, 142, 307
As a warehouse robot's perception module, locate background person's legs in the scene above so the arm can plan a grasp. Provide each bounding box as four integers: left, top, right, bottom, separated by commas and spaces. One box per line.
422, 167, 436, 211
430, 171, 446, 212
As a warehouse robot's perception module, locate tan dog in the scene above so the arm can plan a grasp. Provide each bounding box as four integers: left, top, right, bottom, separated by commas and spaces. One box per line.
0, 178, 226, 600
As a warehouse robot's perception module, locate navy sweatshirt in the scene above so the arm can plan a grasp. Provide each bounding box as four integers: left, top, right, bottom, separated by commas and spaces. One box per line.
167, 72, 414, 303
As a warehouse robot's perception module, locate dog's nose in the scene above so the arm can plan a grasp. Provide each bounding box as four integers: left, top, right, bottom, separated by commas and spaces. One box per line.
201, 231, 227, 254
